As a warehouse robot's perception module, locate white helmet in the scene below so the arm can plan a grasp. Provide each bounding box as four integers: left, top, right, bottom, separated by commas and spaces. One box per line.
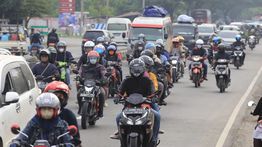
84, 41, 95, 48
36, 93, 60, 110
0, 48, 11, 55
196, 39, 204, 45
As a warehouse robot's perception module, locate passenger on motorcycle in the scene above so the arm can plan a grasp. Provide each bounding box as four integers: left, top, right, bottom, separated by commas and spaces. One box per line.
77, 41, 95, 70
112, 59, 161, 146
232, 35, 246, 64
94, 44, 107, 66
189, 39, 208, 80
28, 29, 44, 52
171, 37, 186, 75
31, 49, 59, 83
77, 51, 107, 117
44, 81, 81, 146
156, 39, 170, 60
177, 35, 189, 56
213, 44, 231, 83
104, 45, 123, 81
9, 93, 73, 147
47, 28, 59, 47
56, 41, 74, 86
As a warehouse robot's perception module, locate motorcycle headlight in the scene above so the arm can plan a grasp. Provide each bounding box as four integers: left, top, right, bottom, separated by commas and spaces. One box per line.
123, 112, 134, 125
171, 60, 177, 65
135, 111, 148, 125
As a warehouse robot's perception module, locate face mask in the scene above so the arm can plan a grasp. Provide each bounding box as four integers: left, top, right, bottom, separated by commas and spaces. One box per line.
90, 58, 97, 64
197, 45, 202, 49
40, 108, 55, 119
138, 46, 143, 51
58, 48, 64, 53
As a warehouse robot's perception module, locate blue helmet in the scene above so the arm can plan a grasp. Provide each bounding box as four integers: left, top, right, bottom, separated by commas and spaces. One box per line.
235, 35, 241, 41
94, 44, 105, 56
212, 36, 219, 44
107, 45, 117, 51
145, 42, 156, 54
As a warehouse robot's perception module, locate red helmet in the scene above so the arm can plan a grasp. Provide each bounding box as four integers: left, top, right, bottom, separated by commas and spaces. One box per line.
87, 50, 100, 58
44, 81, 70, 97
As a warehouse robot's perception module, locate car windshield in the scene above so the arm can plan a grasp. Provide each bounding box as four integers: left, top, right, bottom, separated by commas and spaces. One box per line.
84, 31, 104, 40
198, 26, 214, 33
218, 31, 238, 38
107, 24, 127, 31
173, 25, 194, 36
131, 27, 163, 41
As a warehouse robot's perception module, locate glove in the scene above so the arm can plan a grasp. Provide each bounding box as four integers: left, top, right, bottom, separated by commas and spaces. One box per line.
35, 75, 44, 80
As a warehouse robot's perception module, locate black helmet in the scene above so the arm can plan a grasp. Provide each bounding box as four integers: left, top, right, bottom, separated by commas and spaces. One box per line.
140, 49, 154, 58
129, 58, 145, 77
134, 40, 145, 51
218, 43, 227, 52
138, 33, 145, 41
52, 28, 56, 33
139, 55, 154, 70
156, 44, 163, 53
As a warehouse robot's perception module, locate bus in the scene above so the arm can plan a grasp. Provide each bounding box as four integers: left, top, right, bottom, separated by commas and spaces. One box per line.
191, 9, 212, 24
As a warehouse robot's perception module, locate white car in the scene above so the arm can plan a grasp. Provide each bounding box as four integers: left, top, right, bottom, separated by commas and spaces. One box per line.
0, 55, 41, 147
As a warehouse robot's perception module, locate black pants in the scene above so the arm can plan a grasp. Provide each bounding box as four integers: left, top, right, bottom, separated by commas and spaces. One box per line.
254, 138, 262, 147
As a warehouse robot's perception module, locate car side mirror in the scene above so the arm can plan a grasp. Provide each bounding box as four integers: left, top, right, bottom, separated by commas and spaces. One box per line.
5, 92, 19, 104
122, 33, 126, 38
164, 34, 168, 39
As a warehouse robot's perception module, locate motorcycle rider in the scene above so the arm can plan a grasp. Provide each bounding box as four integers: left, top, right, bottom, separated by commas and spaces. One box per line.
94, 44, 107, 66
96, 36, 105, 46
44, 81, 81, 146
208, 36, 222, 66
76, 50, 107, 117
232, 35, 246, 64
138, 33, 146, 43
189, 39, 208, 80
127, 40, 145, 63
47, 28, 59, 47
56, 41, 74, 86
9, 93, 73, 146
213, 44, 231, 83
111, 59, 161, 146
156, 39, 170, 60
104, 45, 122, 81
31, 49, 59, 83
29, 29, 44, 53
77, 41, 95, 70
172, 37, 186, 76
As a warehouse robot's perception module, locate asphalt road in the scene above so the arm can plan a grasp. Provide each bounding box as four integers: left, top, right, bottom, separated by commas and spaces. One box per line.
64, 37, 262, 147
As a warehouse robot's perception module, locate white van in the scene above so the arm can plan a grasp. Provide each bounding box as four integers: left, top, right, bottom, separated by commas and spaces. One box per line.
106, 18, 131, 46
129, 16, 173, 52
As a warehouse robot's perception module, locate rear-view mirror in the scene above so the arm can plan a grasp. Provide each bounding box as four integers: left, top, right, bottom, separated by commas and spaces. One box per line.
164, 34, 168, 39
122, 33, 126, 38
5, 92, 19, 104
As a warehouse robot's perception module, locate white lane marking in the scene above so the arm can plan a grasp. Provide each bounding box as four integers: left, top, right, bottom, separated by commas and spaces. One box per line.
216, 66, 262, 147
77, 116, 81, 120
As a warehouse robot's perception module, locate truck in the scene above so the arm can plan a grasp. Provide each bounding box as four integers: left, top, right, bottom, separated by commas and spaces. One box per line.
191, 9, 212, 24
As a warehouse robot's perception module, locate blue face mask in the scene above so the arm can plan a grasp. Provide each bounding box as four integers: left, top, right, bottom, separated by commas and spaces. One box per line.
89, 57, 97, 64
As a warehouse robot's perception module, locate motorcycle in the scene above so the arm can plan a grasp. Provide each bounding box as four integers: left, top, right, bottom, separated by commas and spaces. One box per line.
169, 55, 182, 83
75, 74, 101, 129
248, 35, 256, 50
36, 75, 56, 92
114, 93, 159, 147
157, 67, 170, 100
232, 46, 244, 69
190, 56, 204, 88
214, 59, 230, 93
10, 123, 77, 147
105, 61, 121, 98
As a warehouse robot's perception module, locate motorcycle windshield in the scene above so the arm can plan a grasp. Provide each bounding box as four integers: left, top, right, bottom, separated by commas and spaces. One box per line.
84, 80, 96, 87
126, 93, 147, 106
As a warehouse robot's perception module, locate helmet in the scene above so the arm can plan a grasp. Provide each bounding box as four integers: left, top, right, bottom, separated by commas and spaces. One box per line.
47, 47, 57, 54
156, 39, 164, 46
104, 36, 110, 45
39, 49, 50, 59
0, 48, 11, 55
84, 41, 95, 48
134, 40, 145, 51
51, 28, 56, 33
96, 37, 105, 44
145, 42, 156, 54
139, 55, 154, 70
138, 33, 145, 41
235, 35, 241, 41
107, 45, 117, 55
88, 50, 100, 64
57, 41, 67, 53
110, 42, 117, 48
156, 44, 163, 53
218, 43, 227, 52
129, 58, 145, 77
196, 39, 204, 49
44, 81, 70, 108
172, 37, 180, 43
36, 93, 60, 119
94, 44, 105, 56
140, 49, 154, 58
177, 35, 185, 42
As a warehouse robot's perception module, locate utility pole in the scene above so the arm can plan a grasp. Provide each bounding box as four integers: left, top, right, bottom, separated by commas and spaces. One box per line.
106, 0, 109, 19
80, 0, 84, 35
142, 0, 145, 10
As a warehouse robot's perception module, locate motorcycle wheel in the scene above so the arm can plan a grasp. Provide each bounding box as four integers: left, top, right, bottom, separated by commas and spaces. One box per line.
81, 102, 90, 129
172, 68, 177, 83
128, 135, 139, 147
218, 78, 225, 93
